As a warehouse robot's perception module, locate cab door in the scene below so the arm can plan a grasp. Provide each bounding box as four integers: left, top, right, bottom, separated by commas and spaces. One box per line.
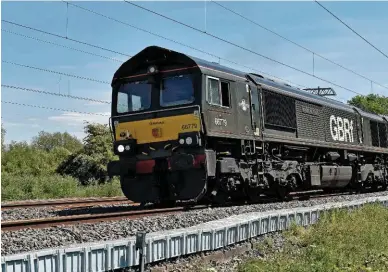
234, 82, 253, 137
248, 84, 261, 137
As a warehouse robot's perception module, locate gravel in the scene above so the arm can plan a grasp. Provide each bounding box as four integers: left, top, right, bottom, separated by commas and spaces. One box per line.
2, 207, 57, 221
2, 191, 387, 256
1, 203, 136, 221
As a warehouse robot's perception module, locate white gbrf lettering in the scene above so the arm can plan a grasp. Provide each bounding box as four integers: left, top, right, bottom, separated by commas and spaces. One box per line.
330, 115, 354, 143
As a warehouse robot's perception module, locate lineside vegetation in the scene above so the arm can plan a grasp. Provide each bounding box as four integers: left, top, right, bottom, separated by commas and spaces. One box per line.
1, 95, 387, 201
238, 204, 388, 272
1, 173, 122, 201
1, 122, 123, 201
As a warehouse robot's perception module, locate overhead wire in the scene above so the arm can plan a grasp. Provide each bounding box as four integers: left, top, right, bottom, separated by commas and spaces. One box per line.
62, 0, 307, 89
2, 84, 111, 104
2, 3, 358, 122
2, 19, 131, 58
2, 84, 131, 108
2, 60, 110, 85
2, 17, 305, 89
211, 0, 388, 91
2, 101, 110, 116
315, 0, 388, 60
3, 2, 383, 131
124, 1, 372, 97
2, 29, 124, 63
3, 2, 369, 110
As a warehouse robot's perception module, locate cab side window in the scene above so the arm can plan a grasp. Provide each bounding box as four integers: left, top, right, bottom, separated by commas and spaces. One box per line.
207, 76, 230, 107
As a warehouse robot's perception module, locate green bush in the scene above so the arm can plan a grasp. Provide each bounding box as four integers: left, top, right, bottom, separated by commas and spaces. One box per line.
1, 122, 123, 200
1, 173, 123, 201
56, 122, 118, 184
31, 131, 83, 153
2, 142, 71, 176
57, 153, 108, 185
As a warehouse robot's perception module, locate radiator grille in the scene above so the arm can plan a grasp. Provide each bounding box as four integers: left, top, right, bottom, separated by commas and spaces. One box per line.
296, 101, 324, 141
263, 90, 296, 130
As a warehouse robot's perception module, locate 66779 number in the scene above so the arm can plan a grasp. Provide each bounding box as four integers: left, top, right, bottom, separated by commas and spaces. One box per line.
181, 124, 198, 130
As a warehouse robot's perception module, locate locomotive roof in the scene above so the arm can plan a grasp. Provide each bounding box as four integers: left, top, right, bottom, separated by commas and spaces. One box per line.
356, 108, 385, 122
189, 50, 387, 121
188, 50, 358, 113
114, 46, 384, 120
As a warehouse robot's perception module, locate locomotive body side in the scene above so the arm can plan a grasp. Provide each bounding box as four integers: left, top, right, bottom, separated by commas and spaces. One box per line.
247, 75, 387, 194
107, 45, 388, 205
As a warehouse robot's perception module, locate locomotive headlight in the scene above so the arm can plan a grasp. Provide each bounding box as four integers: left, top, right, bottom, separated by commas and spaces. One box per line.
178, 132, 199, 146
114, 139, 136, 155
117, 145, 125, 152
147, 65, 158, 74
185, 137, 193, 145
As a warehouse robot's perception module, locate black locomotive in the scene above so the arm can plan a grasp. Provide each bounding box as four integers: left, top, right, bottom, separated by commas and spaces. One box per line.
107, 46, 388, 204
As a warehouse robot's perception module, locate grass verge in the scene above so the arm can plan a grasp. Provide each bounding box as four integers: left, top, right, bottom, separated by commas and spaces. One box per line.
239, 204, 388, 272
1, 173, 123, 201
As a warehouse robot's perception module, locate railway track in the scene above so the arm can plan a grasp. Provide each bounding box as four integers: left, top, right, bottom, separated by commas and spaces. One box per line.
1, 205, 207, 231
1, 189, 374, 232
1, 196, 132, 210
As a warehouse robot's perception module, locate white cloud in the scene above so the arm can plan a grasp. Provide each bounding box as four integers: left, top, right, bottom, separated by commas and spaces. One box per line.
3, 122, 40, 128
48, 112, 110, 127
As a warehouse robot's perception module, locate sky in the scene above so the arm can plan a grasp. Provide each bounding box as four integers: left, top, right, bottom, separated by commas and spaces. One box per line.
1, 1, 387, 144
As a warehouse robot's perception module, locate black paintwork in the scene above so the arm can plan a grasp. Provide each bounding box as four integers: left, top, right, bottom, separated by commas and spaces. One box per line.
113, 45, 385, 118
112, 45, 388, 153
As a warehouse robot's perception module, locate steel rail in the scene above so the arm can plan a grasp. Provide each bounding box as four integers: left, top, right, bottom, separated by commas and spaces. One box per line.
1, 196, 131, 210
1, 206, 207, 231
1, 190, 354, 231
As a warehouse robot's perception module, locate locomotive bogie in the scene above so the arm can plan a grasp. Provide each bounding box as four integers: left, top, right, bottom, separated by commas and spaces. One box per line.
108, 46, 388, 204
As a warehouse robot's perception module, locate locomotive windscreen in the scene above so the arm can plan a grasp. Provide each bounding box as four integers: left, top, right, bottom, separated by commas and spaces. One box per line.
160, 75, 194, 107
115, 74, 195, 114
117, 81, 151, 113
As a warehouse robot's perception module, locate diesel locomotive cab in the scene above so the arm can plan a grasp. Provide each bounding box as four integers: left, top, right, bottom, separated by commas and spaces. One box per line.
107, 46, 207, 204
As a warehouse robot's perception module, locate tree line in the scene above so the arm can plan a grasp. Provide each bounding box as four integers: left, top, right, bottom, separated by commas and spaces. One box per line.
1, 122, 117, 185
1, 94, 387, 187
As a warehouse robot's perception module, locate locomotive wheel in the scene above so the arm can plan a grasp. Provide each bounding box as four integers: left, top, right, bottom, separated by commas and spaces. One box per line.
381, 177, 387, 191
155, 200, 177, 208
276, 186, 291, 201
371, 182, 379, 192
209, 181, 230, 205
120, 176, 133, 200
382, 182, 388, 191
355, 181, 366, 194
244, 186, 262, 203
211, 189, 230, 205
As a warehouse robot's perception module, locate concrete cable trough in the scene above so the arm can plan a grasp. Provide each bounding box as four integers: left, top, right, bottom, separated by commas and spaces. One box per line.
2, 195, 388, 272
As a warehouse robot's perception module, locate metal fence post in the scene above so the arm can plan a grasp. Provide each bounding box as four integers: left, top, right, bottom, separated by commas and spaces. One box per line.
135, 232, 146, 272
